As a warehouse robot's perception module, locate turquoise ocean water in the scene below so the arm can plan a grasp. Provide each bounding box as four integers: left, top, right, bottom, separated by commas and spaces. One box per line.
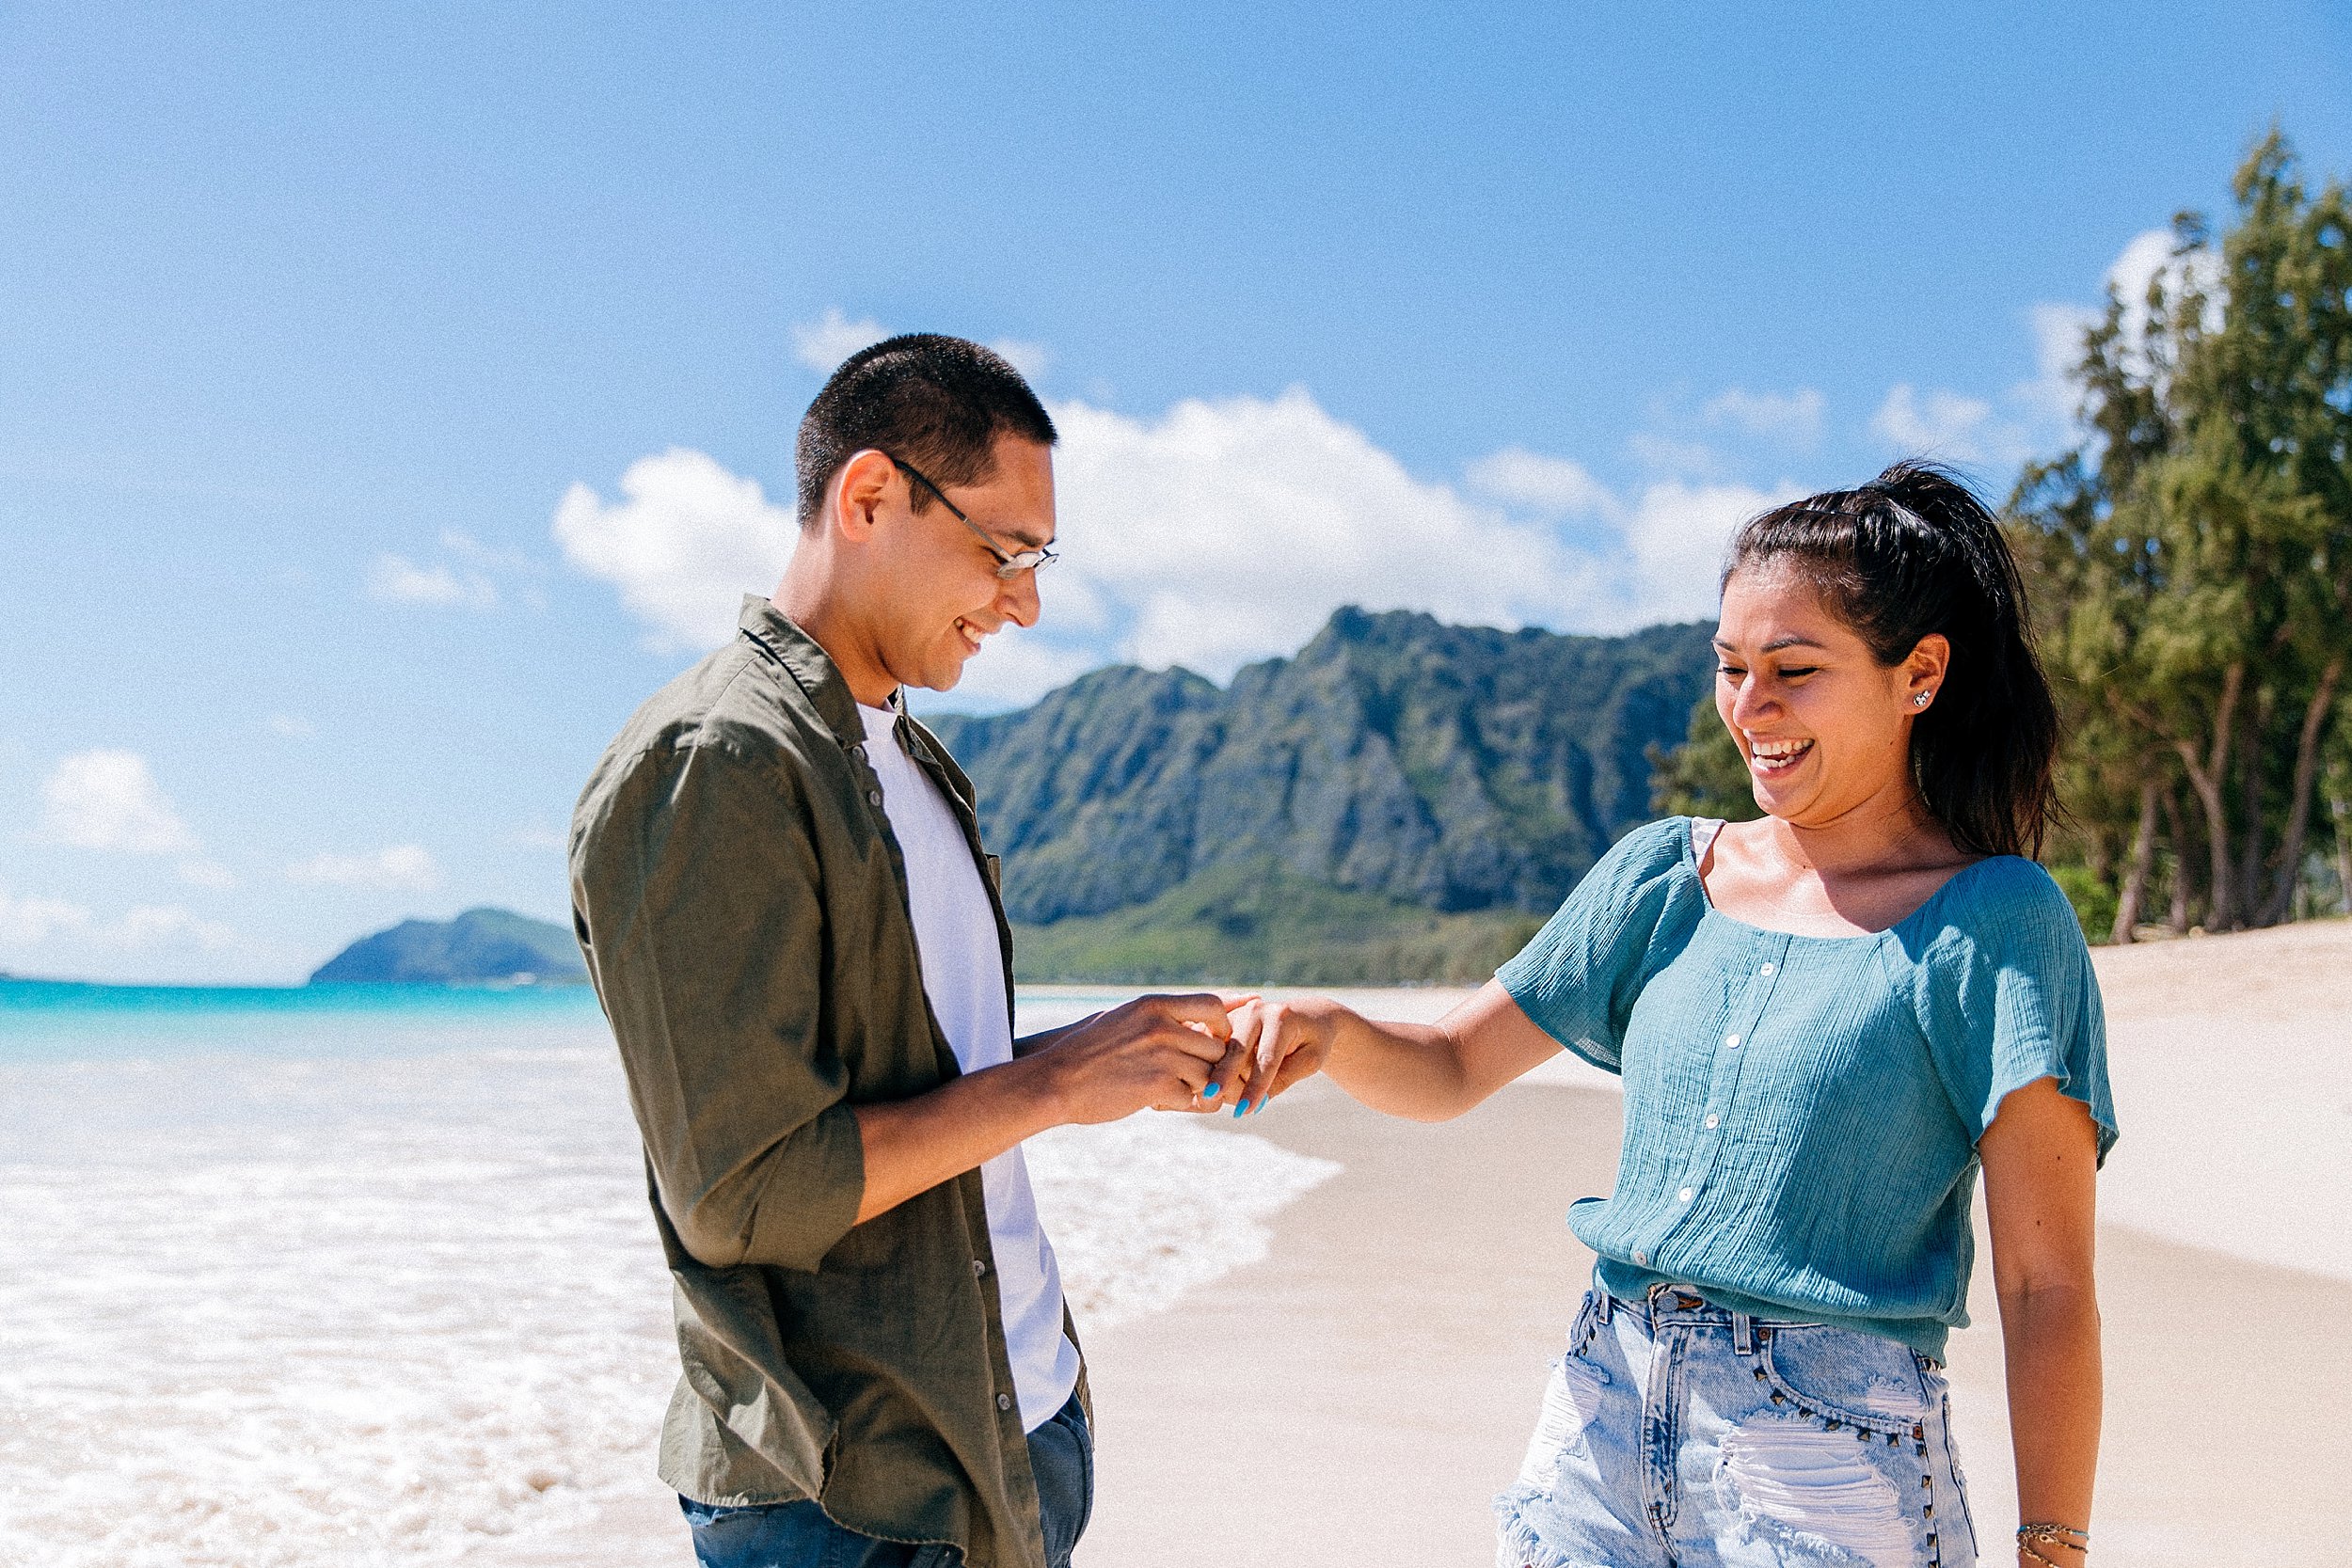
0, 977, 1143, 1062
0, 974, 1332, 1567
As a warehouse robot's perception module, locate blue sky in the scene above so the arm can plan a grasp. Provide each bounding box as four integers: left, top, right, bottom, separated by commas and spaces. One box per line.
5, 1, 2349, 983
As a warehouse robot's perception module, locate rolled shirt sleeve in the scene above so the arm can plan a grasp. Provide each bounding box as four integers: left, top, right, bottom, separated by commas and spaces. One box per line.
574, 730, 866, 1273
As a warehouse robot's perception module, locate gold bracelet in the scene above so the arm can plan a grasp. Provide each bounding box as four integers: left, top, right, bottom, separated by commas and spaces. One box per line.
2017, 1522, 2090, 1564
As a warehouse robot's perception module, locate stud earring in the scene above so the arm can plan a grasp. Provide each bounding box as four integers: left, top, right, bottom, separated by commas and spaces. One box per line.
1914, 691, 1932, 707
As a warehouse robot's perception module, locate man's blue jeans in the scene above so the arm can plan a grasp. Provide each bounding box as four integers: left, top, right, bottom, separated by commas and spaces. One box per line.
681, 1392, 1094, 1568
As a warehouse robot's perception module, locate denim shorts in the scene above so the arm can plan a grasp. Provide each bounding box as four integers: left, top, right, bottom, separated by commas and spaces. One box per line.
1495, 1285, 1978, 1568
683, 1390, 1093, 1568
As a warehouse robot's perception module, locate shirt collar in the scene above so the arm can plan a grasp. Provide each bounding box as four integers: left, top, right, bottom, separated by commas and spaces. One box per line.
734, 594, 872, 752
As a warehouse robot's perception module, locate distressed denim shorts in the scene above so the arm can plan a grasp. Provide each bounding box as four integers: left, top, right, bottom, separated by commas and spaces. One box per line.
1495, 1284, 1978, 1568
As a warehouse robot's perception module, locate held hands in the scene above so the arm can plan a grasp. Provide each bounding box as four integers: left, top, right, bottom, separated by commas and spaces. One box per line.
1203, 995, 1340, 1117
1030, 992, 1343, 1125
1032, 993, 1236, 1124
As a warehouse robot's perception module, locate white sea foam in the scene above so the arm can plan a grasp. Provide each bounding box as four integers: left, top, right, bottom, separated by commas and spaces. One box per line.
0, 1032, 1337, 1565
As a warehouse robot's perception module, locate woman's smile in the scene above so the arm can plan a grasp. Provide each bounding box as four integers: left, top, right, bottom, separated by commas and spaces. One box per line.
1745, 735, 1815, 776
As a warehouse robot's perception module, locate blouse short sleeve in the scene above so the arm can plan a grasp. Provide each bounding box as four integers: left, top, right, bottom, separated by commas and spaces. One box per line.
1496, 817, 1696, 1073
1912, 859, 2119, 1164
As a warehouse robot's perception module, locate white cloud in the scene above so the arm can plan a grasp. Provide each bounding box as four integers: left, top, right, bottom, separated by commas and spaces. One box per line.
177, 858, 237, 890
1628, 431, 1721, 479
1703, 387, 1824, 446
933, 632, 1107, 710
368, 553, 497, 609
792, 308, 888, 373
438, 529, 539, 575
0, 887, 91, 947
40, 751, 199, 854
2019, 302, 2098, 425
1049, 389, 1613, 681
560, 391, 1789, 705
1618, 480, 1804, 625
1465, 447, 1615, 518
508, 821, 568, 852
788, 309, 1048, 386
1870, 384, 2000, 462
0, 888, 235, 960
112, 904, 238, 951
286, 845, 441, 892
990, 338, 1053, 380
552, 448, 797, 653
2015, 227, 2227, 438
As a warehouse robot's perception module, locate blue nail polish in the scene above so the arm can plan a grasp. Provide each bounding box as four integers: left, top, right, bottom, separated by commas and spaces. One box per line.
1202, 1083, 1220, 1099
1232, 1100, 1249, 1117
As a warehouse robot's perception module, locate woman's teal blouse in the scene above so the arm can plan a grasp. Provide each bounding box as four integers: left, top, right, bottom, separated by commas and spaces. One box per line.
1498, 816, 2118, 1360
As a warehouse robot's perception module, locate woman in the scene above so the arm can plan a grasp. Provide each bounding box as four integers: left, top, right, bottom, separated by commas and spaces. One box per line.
1227, 462, 2114, 1568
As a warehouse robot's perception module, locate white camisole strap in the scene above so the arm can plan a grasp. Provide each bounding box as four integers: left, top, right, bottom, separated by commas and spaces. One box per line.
1690, 816, 1728, 869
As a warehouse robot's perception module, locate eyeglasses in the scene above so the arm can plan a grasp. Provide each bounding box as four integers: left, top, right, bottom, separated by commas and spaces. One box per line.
890, 456, 1058, 579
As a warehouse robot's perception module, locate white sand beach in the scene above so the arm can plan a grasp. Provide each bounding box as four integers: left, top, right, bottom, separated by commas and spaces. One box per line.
1078, 924, 2352, 1567
4, 923, 2344, 1565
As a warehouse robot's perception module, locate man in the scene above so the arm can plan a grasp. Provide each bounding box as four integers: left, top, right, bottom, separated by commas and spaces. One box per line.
570, 336, 1238, 1568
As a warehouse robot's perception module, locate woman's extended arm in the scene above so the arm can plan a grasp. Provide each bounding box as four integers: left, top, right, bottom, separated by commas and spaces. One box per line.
1223, 979, 1563, 1121
1979, 1075, 2103, 1567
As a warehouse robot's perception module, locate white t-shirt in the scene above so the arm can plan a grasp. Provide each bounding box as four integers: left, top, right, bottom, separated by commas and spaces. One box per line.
859, 703, 1081, 1433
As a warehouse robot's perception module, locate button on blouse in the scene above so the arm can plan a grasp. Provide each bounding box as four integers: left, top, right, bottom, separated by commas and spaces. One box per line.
1497, 816, 2118, 1361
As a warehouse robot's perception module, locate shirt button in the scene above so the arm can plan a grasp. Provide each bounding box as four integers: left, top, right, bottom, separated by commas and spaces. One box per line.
1705, 1114, 1721, 1129
1759, 962, 1775, 977
1724, 1033, 1740, 1049
1678, 1187, 1694, 1202
1633, 1250, 1649, 1266
866, 788, 884, 806
972, 1259, 987, 1277
997, 1393, 1013, 1412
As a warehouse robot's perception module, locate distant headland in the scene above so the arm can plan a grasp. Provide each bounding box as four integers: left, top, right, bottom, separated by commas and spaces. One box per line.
310, 908, 588, 988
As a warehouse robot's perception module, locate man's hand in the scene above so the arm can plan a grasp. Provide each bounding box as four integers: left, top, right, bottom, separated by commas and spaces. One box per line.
852, 992, 1233, 1224
1030, 993, 1236, 1123
1211, 995, 1341, 1114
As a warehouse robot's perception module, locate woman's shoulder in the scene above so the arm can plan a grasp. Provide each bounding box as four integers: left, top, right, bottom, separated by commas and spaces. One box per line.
1911, 854, 2089, 968
1520, 817, 1696, 949
1574, 816, 1701, 902
1607, 815, 1698, 872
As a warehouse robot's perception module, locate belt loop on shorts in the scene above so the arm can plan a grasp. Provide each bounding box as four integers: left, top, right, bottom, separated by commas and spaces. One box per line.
1732, 1311, 1756, 1356
1594, 1288, 1613, 1325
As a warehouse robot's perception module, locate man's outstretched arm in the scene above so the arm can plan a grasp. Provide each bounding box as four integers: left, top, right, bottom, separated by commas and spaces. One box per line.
850, 993, 1233, 1224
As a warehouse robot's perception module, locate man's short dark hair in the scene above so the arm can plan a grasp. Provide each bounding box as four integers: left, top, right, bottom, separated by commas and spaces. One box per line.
795, 334, 1057, 527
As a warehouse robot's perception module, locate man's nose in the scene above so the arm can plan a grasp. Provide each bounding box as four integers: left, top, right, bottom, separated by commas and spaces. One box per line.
998, 569, 1041, 630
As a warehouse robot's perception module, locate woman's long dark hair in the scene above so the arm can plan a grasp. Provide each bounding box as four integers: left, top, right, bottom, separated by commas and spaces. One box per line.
1722, 460, 2060, 859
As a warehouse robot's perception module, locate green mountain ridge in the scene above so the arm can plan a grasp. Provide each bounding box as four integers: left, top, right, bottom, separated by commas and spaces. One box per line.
310, 907, 587, 987
930, 607, 1712, 983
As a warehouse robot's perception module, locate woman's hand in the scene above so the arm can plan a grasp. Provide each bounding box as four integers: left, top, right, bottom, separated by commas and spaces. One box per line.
1207, 995, 1343, 1115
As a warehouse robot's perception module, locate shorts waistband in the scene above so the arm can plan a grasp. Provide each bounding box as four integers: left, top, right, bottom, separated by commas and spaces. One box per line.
1591, 1279, 1826, 1355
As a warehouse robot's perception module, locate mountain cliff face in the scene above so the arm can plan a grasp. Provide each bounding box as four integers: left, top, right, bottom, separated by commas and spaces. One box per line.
929, 609, 1713, 967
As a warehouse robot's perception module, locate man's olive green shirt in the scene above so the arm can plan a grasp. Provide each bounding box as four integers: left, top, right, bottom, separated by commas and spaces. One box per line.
569, 597, 1079, 1568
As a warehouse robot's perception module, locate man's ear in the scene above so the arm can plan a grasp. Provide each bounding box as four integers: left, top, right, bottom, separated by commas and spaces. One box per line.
830, 450, 898, 545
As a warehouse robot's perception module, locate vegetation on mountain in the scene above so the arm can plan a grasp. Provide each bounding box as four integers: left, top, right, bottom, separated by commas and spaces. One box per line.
1008, 861, 1545, 985
310, 908, 587, 986
931, 607, 1713, 983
